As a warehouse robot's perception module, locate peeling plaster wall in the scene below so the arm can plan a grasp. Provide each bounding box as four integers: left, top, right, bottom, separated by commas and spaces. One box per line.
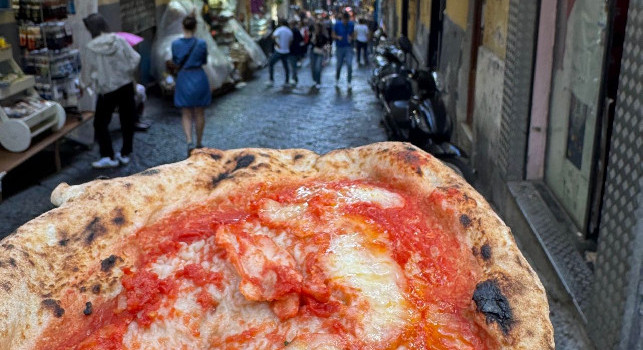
437, 14, 472, 153
472, 46, 506, 202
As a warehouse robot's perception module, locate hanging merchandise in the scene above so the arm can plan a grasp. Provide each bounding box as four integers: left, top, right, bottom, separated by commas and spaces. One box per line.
224, 19, 266, 69
202, 1, 267, 80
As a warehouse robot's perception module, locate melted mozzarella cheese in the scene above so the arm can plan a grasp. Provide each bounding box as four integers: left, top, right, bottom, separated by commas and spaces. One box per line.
260, 199, 309, 222
339, 185, 404, 208
325, 233, 413, 342
122, 182, 414, 348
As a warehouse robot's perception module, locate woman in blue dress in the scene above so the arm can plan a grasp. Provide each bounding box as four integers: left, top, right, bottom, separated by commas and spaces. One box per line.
171, 14, 211, 156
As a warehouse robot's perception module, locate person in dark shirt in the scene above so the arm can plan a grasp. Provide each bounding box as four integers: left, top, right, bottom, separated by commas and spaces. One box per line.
310, 22, 330, 89
332, 12, 355, 89
288, 19, 305, 86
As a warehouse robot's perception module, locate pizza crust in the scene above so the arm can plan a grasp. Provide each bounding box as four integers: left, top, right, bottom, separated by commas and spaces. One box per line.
0, 142, 554, 349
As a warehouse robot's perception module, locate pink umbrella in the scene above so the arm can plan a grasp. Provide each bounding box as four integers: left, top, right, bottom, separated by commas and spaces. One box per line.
116, 32, 144, 46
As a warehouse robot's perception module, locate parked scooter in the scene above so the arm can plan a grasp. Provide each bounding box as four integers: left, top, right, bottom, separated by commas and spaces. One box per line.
375, 37, 475, 183
369, 40, 405, 93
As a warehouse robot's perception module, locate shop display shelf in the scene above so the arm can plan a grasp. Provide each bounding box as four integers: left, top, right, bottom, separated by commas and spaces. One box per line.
0, 46, 12, 62
0, 75, 35, 100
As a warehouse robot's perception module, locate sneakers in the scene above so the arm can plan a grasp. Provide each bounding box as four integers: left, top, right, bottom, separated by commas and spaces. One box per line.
134, 120, 151, 131
115, 152, 130, 165
92, 157, 119, 169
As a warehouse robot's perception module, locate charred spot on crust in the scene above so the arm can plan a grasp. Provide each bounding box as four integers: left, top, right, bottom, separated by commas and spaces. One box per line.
210, 153, 222, 161
84, 217, 107, 245
139, 168, 160, 176
402, 151, 420, 164
1, 282, 11, 292
92, 284, 101, 294
473, 279, 513, 334
8, 258, 16, 267
293, 154, 304, 161
101, 255, 118, 272
58, 239, 69, 246
83, 302, 93, 316
481, 244, 492, 260
234, 154, 255, 171
112, 216, 125, 225
416, 167, 423, 176
460, 214, 472, 228
79, 286, 87, 293
112, 208, 126, 226
405, 146, 416, 151
212, 172, 231, 187
41, 299, 65, 318
3, 244, 14, 250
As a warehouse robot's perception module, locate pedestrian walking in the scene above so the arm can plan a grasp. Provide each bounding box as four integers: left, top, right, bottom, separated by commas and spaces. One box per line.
310, 22, 330, 89
171, 14, 211, 156
332, 12, 355, 89
267, 19, 293, 87
81, 13, 140, 169
355, 18, 370, 66
288, 19, 306, 86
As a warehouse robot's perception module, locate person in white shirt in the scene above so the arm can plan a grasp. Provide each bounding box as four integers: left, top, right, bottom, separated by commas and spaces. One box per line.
267, 19, 293, 87
82, 13, 140, 169
354, 18, 370, 66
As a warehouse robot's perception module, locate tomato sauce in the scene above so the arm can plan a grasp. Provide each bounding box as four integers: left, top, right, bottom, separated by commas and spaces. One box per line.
41, 179, 491, 349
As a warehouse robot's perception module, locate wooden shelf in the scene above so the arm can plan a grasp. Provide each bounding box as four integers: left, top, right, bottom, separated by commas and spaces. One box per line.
0, 112, 93, 174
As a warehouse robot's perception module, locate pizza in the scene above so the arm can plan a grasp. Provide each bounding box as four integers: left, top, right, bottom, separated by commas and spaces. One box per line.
0, 142, 554, 349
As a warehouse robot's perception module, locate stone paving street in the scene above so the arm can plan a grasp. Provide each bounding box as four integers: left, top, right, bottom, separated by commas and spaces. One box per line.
0, 58, 593, 349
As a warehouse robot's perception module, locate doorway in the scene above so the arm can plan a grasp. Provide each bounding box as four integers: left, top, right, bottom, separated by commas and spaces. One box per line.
544, 0, 628, 236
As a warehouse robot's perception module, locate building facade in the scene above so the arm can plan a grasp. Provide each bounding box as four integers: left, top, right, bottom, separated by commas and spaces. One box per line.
380, 0, 642, 349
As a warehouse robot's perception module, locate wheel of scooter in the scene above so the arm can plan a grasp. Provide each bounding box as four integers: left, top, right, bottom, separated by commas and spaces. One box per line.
439, 157, 476, 184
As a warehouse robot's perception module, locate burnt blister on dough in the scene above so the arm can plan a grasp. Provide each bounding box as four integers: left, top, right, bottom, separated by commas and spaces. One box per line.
84, 217, 107, 245
234, 154, 255, 170
460, 214, 472, 228
83, 302, 93, 316
41, 299, 65, 318
480, 244, 492, 260
473, 279, 513, 334
100, 255, 119, 272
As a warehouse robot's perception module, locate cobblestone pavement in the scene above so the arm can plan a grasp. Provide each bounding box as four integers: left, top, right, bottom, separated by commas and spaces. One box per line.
0, 58, 592, 349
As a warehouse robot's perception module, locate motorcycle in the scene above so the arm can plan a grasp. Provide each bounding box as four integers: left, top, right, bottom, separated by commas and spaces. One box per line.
375, 37, 476, 183
369, 41, 405, 93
